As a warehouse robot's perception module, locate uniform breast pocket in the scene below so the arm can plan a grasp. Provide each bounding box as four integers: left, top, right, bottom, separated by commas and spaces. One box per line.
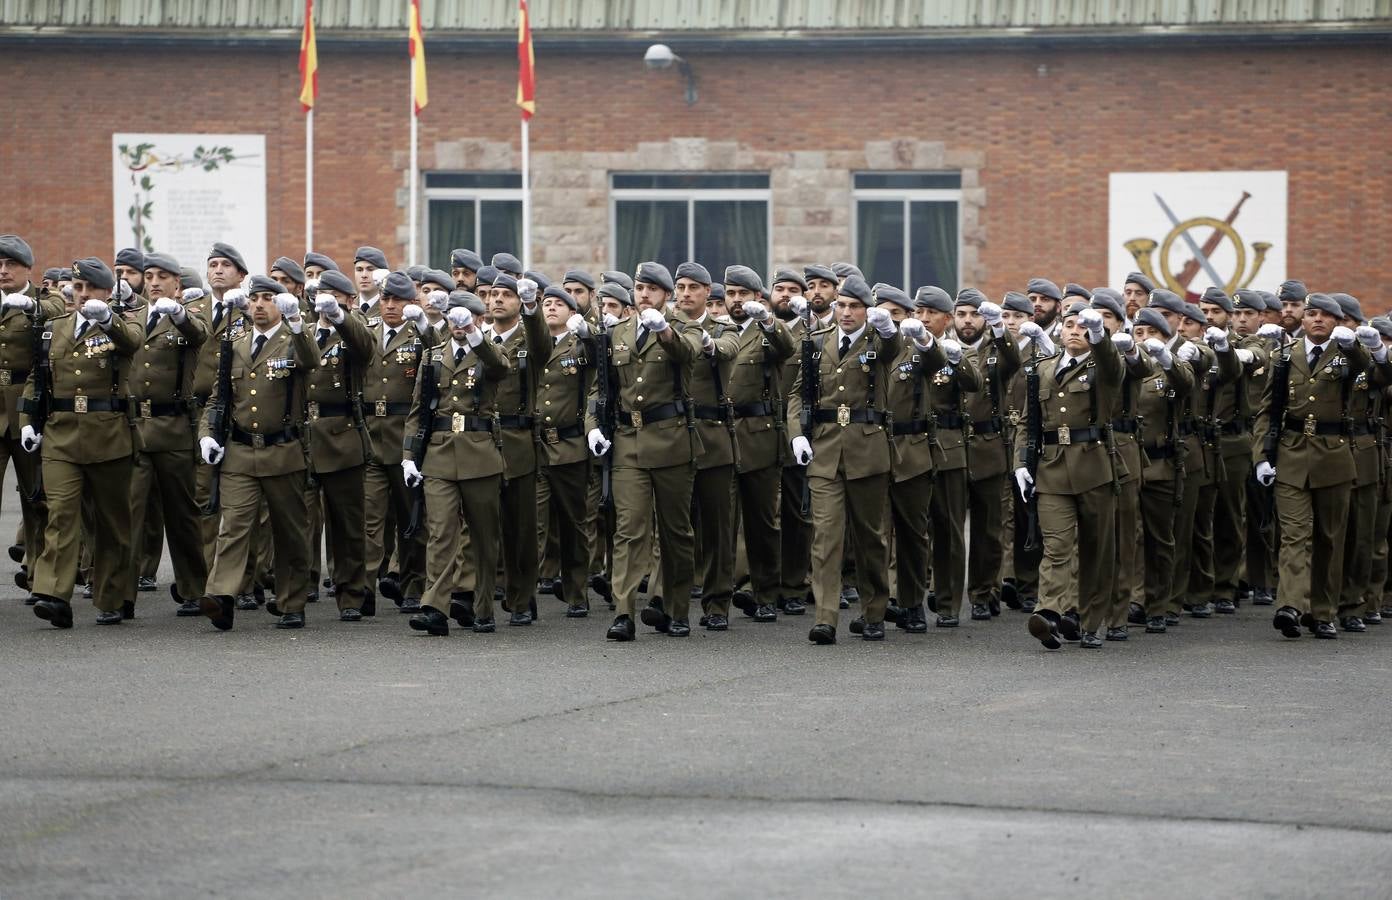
611, 353, 631, 368
230, 365, 246, 383
1065, 379, 1092, 395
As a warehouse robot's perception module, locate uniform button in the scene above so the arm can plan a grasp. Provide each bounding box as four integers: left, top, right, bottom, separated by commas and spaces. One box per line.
250, 373, 256, 378
636, 376, 644, 383
544, 368, 550, 374
1057, 392, 1064, 398
251, 422, 258, 428
636, 395, 644, 402
836, 369, 842, 375
1309, 396, 1315, 401
250, 406, 257, 412
73, 352, 79, 357
544, 400, 551, 406
250, 389, 257, 396
1059, 406, 1067, 413
144, 362, 150, 367
451, 396, 458, 402
838, 385, 845, 391
382, 377, 388, 383
452, 380, 458, 385
545, 415, 553, 422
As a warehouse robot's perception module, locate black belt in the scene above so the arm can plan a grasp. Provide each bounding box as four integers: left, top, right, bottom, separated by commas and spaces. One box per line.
732, 401, 774, 418
497, 414, 535, 430
1219, 420, 1248, 436
0, 367, 29, 386
307, 401, 354, 419
1352, 423, 1373, 437
432, 414, 494, 433
540, 422, 585, 443
51, 397, 127, 413
972, 418, 1003, 435
693, 404, 728, 423
615, 401, 686, 426
1111, 418, 1140, 434
230, 424, 299, 447
1283, 415, 1345, 436
1143, 443, 1177, 459
366, 400, 412, 417
935, 412, 967, 429
134, 399, 189, 418
1042, 425, 1105, 445
892, 419, 933, 436
1178, 420, 1199, 437
813, 408, 887, 426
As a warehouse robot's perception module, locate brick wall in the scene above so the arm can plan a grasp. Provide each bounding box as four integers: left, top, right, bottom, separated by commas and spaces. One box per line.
3, 41, 1387, 305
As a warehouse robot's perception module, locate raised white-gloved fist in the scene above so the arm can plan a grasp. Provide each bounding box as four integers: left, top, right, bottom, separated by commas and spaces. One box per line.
446, 307, 474, 330
1018, 321, 1044, 342
275, 293, 302, 331
1356, 325, 1382, 349
638, 307, 668, 333
372, 268, 390, 290
789, 296, 811, 321
516, 278, 538, 304
402, 303, 425, 325
1205, 326, 1230, 352
314, 294, 344, 323
700, 330, 715, 355
979, 301, 1003, 326
866, 306, 895, 337
898, 318, 927, 342
20, 425, 41, 453
1255, 460, 1276, 487
199, 436, 224, 465
224, 288, 249, 310
1332, 325, 1356, 348
791, 435, 813, 466
1235, 348, 1255, 365
1111, 332, 1135, 354
1079, 308, 1105, 342
153, 297, 187, 323
565, 313, 591, 338
401, 459, 423, 488
587, 428, 611, 457
940, 338, 963, 365
426, 290, 450, 312
80, 299, 112, 325
181, 287, 205, 302
1257, 323, 1286, 343
303, 279, 319, 299
601, 312, 620, 329
2, 293, 35, 312
61, 285, 73, 301
1177, 342, 1201, 364
1014, 466, 1034, 501
743, 300, 770, 322
111, 280, 133, 304
1143, 338, 1173, 370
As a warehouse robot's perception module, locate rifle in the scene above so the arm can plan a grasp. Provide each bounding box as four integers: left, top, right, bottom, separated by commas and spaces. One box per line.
1022, 345, 1044, 551
201, 334, 234, 515
402, 354, 440, 539
798, 315, 818, 516
23, 302, 51, 502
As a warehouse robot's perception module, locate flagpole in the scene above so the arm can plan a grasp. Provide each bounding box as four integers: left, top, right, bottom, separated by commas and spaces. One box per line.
521, 118, 531, 270
409, 63, 419, 266
305, 107, 314, 249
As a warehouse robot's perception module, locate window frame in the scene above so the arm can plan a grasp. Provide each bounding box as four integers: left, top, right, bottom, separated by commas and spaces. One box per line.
608, 173, 773, 275
422, 173, 525, 266
850, 173, 964, 292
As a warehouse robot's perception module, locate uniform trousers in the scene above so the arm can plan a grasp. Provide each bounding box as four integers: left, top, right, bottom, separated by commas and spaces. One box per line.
735, 464, 782, 608
810, 470, 889, 628
889, 470, 933, 610
34, 456, 133, 611
537, 459, 591, 608
130, 448, 207, 601
1275, 480, 1350, 622
929, 468, 968, 617
779, 464, 813, 602
610, 463, 695, 621
1036, 487, 1117, 634
206, 470, 311, 613
421, 474, 500, 615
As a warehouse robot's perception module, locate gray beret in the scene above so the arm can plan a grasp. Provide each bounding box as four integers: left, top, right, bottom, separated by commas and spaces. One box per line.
72, 257, 115, 290
597, 282, 633, 307
493, 273, 520, 295
1062, 300, 1092, 319
1233, 289, 1265, 311
381, 271, 417, 301
1259, 291, 1281, 312
422, 269, 456, 291
635, 261, 674, 293
272, 256, 306, 285
208, 242, 248, 274
724, 265, 764, 295
831, 262, 864, 281
1090, 287, 1125, 320
406, 265, 428, 282
915, 285, 953, 313
0, 236, 34, 268
1124, 271, 1155, 293
59, 268, 72, 281
562, 269, 596, 290
1133, 307, 1173, 338
675, 262, 712, 286
43, 267, 63, 283
838, 274, 872, 306
709, 283, 725, 301
142, 251, 182, 277
955, 287, 987, 308
601, 270, 634, 292
1331, 292, 1364, 323
772, 268, 807, 291
543, 284, 578, 311
1063, 282, 1092, 301
246, 274, 282, 295
1370, 316, 1392, 340
451, 249, 483, 272
448, 290, 487, 316
1026, 278, 1062, 301
303, 251, 339, 272
1200, 286, 1233, 313
1147, 289, 1187, 314
317, 270, 356, 296
804, 264, 837, 284
1180, 303, 1208, 325
1002, 291, 1033, 316
115, 247, 145, 271
1305, 292, 1341, 317
491, 252, 523, 276
354, 246, 388, 270
524, 270, 551, 289
475, 265, 499, 286
874, 284, 914, 312
179, 267, 203, 290
1278, 280, 1308, 302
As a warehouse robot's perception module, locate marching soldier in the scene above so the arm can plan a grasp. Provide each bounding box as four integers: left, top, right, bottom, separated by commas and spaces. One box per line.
1001, 292, 1052, 614
583, 279, 634, 604
196, 278, 319, 630
1277, 280, 1307, 338
1365, 316, 1392, 624
304, 251, 339, 280
353, 247, 389, 317
1232, 290, 1282, 607
1121, 271, 1154, 321
1026, 278, 1064, 343
22, 257, 142, 628
270, 257, 306, 299
450, 249, 482, 293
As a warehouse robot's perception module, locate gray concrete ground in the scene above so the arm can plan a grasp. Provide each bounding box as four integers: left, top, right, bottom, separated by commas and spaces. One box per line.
2, 471, 1391, 898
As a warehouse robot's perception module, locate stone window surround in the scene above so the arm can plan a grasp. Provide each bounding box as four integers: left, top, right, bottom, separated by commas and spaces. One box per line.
397, 137, 984, 284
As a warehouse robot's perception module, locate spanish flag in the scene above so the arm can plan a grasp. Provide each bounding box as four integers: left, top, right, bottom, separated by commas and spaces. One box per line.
517, 0, 536, 120
409, 0, 428, 115
298, 0, 318, 112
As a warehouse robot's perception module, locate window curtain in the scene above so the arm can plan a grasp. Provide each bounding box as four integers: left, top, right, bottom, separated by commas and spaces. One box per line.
428, 199, 475, 272
857, 200, 905, 289
910, 201, 959, 293
615, 200, 686, 275
694, 200, 768, 277
480, 200, 523, 261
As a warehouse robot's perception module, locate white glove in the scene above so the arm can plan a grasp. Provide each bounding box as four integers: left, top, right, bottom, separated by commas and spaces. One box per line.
743, 300, 770, 322
372, 268, 390, 289
1018, 321, 1043, 342
940, 338, 963, 365
314, 294, 344, 323
601, 312, 620, 329
1356, 325, 1382, 350
402, 303, 425, 325
181, 287, 205, 302
1205, 326, 1230, 352
700, 330, 715, 355
516, 278, 538, 303
791, 435, 813, 465
1079, 309, 1105, 343
1014, 466, 1034, 501
565, 313, 591, 338
866, 306, 895, 338
199, 436, 224, 465
898, 318, 927, 342
427, 289, 450, 312
1332, 325, 1356, 349
1255, 461, 1276, 487
1235, 348, 1255, 365
152, 298, 187, 323
639, 308, 668, 333
401, 459, 423, 488
111, 280, 133, 303
2, 293, 35, 312
223, 288, 249, 311
303, 279, 320, 298
1142, 338, 1173, 370
80, 299, 112, 325
979, 301, 1003, 327
789, 296, 811, 321
1177, 342, 1201, 364
275, 293, 302, 332
587, 428, 611, 457
447, 307, 473, 330
1111, 332, 1135, 353
1257, 323, 1286, 343
20, 425, 41, 453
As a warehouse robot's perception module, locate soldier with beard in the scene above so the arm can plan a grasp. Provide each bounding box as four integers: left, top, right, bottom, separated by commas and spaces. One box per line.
1027, 277, 1064, 344
1277, 280, 1307, 338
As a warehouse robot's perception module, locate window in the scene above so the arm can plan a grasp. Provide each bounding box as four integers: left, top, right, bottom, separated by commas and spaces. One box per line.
852, 172, 961, 294
611, 173, 770, 281
424, 172, 523, 272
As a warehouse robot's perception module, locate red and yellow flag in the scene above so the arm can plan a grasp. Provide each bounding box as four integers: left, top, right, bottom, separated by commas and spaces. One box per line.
298, 0, 318, 112
517, 0, 535, 120
409, 0, 428, 115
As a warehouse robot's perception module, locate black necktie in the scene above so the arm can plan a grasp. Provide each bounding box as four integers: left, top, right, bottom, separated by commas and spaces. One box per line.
454, 346, 464, 365
317, 328, 330, 349
385, 328, 397, 350
146, 313, 159, 335
493, 335, 503, 345
635, 328, 649, 351
212, 303, 224, 331
839, 335, 851, 359
1059, 358, 1076, 378
251, 334, 267, 361
76, 320, 90, 341
1309, 344, 1323, 369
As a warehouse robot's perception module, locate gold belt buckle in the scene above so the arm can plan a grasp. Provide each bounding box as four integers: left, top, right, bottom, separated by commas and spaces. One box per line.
544, 426, 559, 444
1057, 424, 1071, 446
0, 370, 11, 386
139, 399, 152, 419
74, 395, 88, 414
375, 400, 387, 417
630, 411, 644, 429
452, 412, 466, 434
307, 401, 320, 421
836, 404, 851, 427
1304, 415, 1316, 436
251, 433, 266, 449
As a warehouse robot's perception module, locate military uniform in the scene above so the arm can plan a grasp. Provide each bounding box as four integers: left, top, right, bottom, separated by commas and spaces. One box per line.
777, 311, 830, 609
963, 324, 1021, 617
927, 337, 984, 624
534, 323, 595, 614
192, 293, 248, 567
